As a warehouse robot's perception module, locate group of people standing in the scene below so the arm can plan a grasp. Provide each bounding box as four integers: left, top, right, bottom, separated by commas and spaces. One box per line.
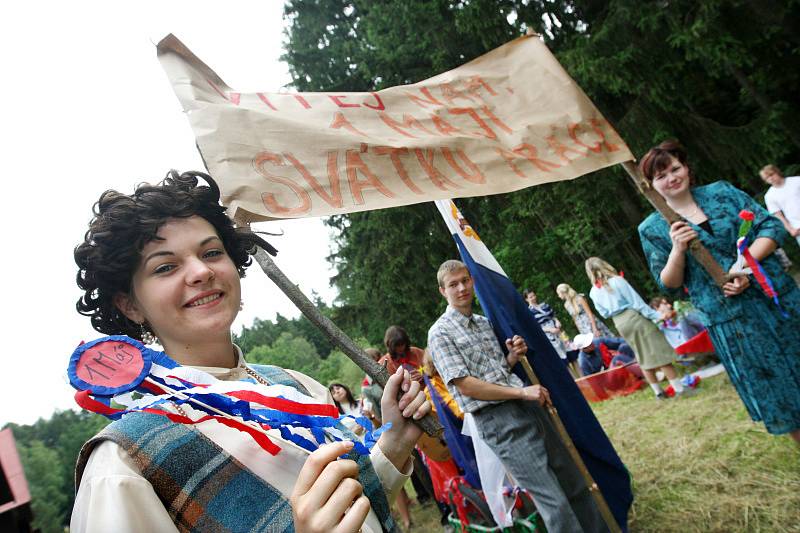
524, 264, 691, 399
526, 283, 633, 379
67, 138, 799, 533
424, 141, 800, 532
521, 145, 800, 434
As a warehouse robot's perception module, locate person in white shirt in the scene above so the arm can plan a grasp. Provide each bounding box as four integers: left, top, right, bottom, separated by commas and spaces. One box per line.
329, 382, 367, 436
761, 164, 800, 245
71, 170, 430, 533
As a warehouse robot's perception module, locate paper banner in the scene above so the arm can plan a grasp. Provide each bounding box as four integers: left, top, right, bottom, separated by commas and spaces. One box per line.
157, 33, 633, 221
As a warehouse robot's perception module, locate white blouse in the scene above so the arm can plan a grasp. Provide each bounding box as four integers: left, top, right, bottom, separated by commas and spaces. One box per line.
589, 276, 660, 321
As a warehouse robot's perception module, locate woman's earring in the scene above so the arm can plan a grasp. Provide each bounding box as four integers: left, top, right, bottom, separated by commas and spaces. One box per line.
239, 299, 244, 311
140, 323, 157, 345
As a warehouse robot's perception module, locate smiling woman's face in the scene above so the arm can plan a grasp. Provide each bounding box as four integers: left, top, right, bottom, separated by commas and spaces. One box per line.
330, 385, 347, 403
651, 156, 691, 199
114, 216, 241, 353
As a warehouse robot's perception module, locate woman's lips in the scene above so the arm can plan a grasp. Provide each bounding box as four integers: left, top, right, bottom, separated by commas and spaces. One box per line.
185, 291, 224, 308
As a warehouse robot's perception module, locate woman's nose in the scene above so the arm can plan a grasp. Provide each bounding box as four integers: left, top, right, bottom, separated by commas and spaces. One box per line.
186, 258, 214, 285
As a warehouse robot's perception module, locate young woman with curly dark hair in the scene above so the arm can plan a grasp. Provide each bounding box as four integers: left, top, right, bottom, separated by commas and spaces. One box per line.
71, 170, 429, 533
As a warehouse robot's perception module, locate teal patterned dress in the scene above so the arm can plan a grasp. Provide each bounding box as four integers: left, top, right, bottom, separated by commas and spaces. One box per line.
638, 181, 800, 435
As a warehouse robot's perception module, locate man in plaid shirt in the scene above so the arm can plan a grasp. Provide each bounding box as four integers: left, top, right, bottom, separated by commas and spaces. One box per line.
428, 260, 605, 533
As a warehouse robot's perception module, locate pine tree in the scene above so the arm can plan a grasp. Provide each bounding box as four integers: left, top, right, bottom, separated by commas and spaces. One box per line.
282, 0, 800, 343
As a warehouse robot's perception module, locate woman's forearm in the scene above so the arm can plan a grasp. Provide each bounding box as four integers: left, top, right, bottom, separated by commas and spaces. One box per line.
748, 237, 778, 262
774, 211, 797, 235
660, 249, 687, 288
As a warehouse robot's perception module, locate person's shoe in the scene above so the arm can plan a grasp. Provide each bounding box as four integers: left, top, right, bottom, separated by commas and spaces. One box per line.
655, 391, 669, 401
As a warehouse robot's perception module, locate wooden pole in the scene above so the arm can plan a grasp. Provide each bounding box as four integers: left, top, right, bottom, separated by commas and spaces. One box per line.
619, 161, 729, 288
251, 247, 443, 437
518, 356, 622, 533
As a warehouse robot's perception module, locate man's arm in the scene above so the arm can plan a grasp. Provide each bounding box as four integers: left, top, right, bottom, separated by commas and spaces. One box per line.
772, 210, 800, 237
452, 376, 549, 405
604, 338, 623, 351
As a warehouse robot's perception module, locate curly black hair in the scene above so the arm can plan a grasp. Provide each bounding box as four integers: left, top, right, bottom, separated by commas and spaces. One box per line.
74, 170, 263, 339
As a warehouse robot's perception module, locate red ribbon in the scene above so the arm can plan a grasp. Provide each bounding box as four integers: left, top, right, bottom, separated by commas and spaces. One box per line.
740, 245, 777, 298
75, 390, 281, 455
212, 416, 280, 455
227, 389, 340, 417
158, 376, 340, 418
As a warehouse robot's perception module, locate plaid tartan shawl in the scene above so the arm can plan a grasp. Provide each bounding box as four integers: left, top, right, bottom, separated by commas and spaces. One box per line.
76, 364, 396, 533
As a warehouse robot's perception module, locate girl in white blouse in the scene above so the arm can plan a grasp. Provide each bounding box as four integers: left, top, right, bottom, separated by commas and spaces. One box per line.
72, 170, 430, 532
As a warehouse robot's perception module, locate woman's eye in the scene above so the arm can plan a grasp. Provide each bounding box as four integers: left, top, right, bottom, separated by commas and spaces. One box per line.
153, 264, 175, 275
204, 249, 224, 259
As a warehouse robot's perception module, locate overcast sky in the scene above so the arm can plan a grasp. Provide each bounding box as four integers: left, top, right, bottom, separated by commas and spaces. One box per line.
0, 1, 339, 425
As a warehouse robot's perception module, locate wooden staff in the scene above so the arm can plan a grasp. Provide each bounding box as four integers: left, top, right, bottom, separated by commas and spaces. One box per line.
619, 161, 729, 288
251, 246, 443, 437
518, 355, 622, 533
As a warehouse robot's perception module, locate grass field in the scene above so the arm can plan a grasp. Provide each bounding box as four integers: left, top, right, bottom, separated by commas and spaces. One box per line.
404, 373, 800, 532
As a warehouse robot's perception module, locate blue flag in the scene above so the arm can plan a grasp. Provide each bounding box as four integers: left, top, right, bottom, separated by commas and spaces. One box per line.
435, 199, 632, 531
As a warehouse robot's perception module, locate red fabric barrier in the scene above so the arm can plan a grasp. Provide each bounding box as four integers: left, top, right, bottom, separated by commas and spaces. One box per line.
674, 330, 714, 355
421, 451, 461, 504
575, 363, 645, 403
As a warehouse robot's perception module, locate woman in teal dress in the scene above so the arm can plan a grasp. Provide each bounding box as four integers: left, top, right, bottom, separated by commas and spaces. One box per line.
637, 140, 800, 442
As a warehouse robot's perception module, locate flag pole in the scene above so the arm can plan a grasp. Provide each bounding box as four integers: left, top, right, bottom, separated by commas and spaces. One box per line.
250, 246, 443, 437
437, 198, 622, 530
519, 355, 622, 533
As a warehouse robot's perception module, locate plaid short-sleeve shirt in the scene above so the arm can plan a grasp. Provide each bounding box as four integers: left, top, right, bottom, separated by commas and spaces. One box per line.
427, 306, 523, 413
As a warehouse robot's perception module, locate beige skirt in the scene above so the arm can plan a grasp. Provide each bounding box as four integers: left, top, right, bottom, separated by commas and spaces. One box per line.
612, 309, 675, 370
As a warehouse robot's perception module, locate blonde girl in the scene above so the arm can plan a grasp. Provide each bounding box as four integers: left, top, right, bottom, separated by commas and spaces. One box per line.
585, 258, 691, 400
555, 283, 613, 338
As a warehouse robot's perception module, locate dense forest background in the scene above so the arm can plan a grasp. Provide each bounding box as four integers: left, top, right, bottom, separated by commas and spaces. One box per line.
6, 1, 799, 530
281, 0, 800, 345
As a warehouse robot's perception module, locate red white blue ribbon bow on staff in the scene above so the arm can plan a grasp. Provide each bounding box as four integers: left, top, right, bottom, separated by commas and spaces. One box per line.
736, 210, 789, 318
67, 336, 385, 456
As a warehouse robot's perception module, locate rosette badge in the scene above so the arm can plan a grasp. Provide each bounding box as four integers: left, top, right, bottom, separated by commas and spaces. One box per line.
68, 336, 154, 396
